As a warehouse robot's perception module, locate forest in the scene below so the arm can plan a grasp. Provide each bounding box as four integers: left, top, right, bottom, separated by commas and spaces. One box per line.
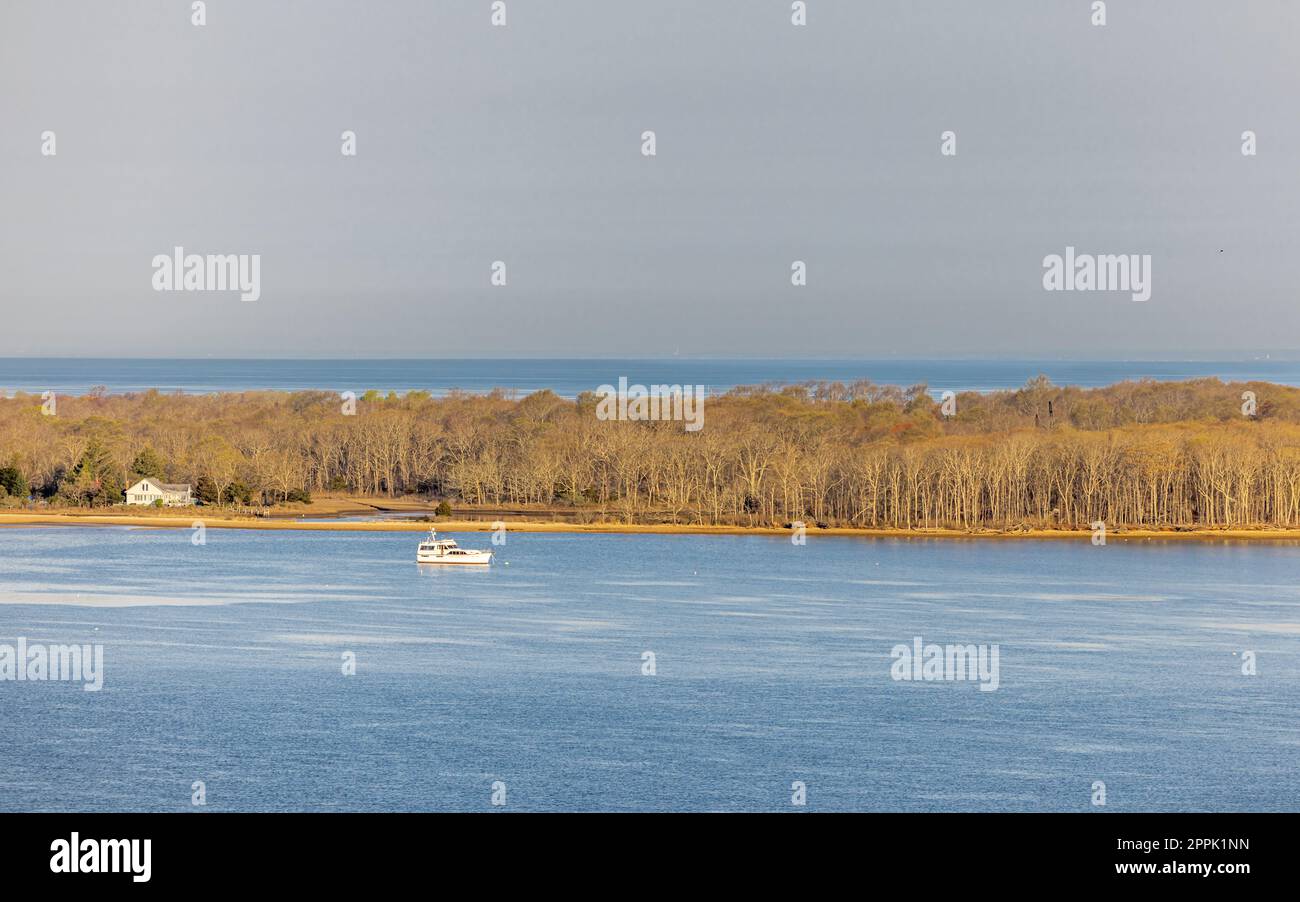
2, 376, 1298, 530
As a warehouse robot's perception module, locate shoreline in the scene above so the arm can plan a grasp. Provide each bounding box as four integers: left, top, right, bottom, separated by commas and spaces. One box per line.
4, 511, 1300, 541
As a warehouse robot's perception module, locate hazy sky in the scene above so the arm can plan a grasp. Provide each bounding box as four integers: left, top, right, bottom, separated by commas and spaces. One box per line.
1, 1, 1297, 358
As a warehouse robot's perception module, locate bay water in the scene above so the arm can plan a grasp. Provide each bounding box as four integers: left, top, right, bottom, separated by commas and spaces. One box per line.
1, 527, 1296, 811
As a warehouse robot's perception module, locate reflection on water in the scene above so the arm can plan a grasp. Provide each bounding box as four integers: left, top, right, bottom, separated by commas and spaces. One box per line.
1, 527, 1297, 811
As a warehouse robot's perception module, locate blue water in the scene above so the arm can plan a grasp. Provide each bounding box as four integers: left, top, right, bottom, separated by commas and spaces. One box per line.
3, 358, 1300, 397
1, 527, 1297, 812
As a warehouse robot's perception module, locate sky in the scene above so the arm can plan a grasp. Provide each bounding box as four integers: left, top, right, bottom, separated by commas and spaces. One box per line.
1, 0, 1297, 358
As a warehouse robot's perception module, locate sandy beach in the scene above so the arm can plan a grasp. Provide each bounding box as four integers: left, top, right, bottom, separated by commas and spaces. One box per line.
5, 509, 1300, 541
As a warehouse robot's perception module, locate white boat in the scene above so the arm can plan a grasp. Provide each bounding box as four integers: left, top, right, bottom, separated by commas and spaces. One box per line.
416, 528, 493, 565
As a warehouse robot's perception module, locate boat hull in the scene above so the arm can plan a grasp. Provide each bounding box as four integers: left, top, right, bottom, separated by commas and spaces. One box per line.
417, 551, 493, 565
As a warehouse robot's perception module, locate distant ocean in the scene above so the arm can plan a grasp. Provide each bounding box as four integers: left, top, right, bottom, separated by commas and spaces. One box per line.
2, 358, 1299, 398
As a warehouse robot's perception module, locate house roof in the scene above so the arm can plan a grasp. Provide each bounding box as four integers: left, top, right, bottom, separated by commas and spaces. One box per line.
129, 479, 191, 492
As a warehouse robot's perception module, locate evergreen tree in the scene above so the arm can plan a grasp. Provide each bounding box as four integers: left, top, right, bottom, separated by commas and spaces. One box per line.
60, 438, 124, 507
0, 466, 28, 499
72, 438, 113, 481
130, 447, 166, 480
195, 476, 219, 505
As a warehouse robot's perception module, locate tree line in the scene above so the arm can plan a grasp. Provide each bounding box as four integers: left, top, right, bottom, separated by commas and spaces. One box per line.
3, 376, 1300, 529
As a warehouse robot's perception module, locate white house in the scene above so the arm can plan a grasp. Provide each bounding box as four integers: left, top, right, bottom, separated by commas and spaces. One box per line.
125, 478, 194, 507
